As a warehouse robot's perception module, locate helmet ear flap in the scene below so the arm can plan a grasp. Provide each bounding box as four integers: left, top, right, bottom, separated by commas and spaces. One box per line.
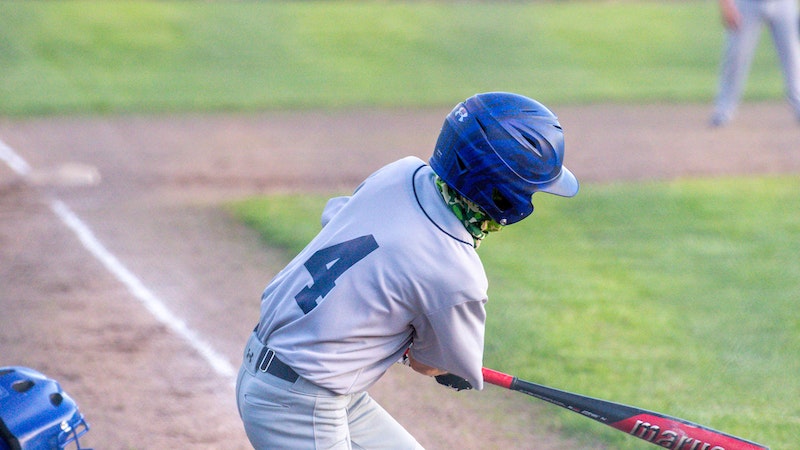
491, 188, 513, 213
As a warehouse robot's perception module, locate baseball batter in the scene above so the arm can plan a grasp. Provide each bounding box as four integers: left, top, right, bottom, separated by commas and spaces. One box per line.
711, 0, 800, 126
236, 92, 579, 449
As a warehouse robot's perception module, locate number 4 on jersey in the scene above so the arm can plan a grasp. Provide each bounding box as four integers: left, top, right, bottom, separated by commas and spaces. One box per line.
294, 235, 379, 314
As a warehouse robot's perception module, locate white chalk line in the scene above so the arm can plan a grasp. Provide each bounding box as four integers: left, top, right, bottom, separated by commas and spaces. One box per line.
1, 138, 237, 381
0, 138, 32, 176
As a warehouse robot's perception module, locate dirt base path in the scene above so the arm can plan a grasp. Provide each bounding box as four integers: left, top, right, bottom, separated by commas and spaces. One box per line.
1, 103, 798, 449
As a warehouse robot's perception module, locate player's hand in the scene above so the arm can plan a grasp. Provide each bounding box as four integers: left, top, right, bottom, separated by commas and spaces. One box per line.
719, 0, 741, 30
435, 373, 473, 391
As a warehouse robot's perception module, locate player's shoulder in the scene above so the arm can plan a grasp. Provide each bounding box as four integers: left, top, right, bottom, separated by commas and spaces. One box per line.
381, 156, 427, 174
356, 156, 427, 193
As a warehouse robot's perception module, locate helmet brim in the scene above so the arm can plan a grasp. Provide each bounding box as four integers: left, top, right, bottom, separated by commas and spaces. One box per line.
536, 165, 579, 198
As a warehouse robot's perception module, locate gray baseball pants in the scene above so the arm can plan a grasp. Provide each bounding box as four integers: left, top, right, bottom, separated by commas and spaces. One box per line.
713, 0, 800, 122
236, 334, 423, 449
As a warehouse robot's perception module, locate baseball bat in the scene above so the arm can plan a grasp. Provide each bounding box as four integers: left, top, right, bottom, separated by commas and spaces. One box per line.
482, 367, 768, 450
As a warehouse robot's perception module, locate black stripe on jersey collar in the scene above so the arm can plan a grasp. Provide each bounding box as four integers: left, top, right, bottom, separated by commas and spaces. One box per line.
412, 164, 474, 248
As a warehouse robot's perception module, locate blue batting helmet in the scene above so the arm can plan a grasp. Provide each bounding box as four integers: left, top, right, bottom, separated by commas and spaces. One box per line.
430, 92, 578, 225
0, 367, 90, 450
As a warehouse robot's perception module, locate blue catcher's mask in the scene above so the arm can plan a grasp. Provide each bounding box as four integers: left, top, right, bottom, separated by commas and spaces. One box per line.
0, 367, 91, 450
430, 92, 578, 225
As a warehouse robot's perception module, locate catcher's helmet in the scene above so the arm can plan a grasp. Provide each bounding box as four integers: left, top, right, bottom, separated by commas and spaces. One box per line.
430, 92, 578, 225
0, 367, 90, 450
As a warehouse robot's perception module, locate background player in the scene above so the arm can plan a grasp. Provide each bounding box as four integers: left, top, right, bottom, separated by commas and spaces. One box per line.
711, 0, 800, 126
235, 92, 579, 449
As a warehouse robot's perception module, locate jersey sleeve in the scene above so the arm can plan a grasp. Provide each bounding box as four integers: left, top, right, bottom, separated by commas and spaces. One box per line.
320, 196, 350, 227
410, 299, 486, 390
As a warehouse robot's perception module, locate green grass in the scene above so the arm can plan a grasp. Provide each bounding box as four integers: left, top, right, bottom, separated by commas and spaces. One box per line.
0, 1, 790, 115
228, 176, 799, 449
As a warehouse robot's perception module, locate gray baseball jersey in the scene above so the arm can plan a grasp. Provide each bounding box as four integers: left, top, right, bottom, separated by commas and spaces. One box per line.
255, 156, 487, 394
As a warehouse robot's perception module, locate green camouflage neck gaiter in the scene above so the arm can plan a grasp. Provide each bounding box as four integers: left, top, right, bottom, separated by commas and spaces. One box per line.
435, 176, 503, 247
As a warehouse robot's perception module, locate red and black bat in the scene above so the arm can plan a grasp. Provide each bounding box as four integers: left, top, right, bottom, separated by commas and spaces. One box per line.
482, 367, 769, 450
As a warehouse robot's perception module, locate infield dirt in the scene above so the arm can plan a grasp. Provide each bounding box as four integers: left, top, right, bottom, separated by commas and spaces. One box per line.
1, 102, 798, 449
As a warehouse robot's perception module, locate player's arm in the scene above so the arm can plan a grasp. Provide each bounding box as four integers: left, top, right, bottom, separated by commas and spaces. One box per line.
407, 298, 486, 389
401, 351, 473, 390
718, 0, 741, 29
407, 352, 447, 377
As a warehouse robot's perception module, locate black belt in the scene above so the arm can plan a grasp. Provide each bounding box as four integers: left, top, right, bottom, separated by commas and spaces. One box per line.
245, 333, 299, 383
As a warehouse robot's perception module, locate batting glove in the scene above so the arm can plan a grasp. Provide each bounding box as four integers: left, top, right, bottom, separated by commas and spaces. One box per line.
435, 373, 473, 391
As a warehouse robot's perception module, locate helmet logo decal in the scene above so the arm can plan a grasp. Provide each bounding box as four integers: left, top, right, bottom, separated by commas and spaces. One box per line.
454, 106, 469, 122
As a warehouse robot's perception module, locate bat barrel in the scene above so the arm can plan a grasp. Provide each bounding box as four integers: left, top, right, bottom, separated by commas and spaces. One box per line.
482, 367, 769, 450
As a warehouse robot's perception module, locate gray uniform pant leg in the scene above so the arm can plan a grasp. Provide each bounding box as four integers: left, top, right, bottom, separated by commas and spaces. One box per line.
713, 0, 800, 121
766, 0, 800, 117
236, 365, 423, 450
713, 0, 765, 122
